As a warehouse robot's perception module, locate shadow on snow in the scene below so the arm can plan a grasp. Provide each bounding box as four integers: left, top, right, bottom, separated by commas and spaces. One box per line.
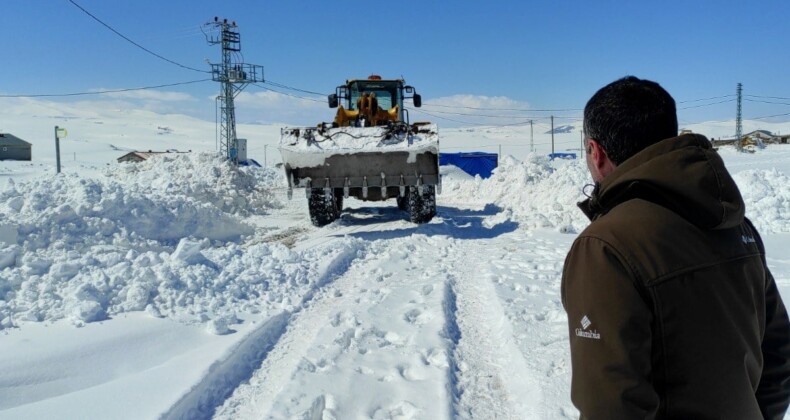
335, 203, 518, 242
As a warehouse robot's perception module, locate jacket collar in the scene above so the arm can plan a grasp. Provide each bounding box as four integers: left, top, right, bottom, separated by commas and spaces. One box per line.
577, 134, 745, 229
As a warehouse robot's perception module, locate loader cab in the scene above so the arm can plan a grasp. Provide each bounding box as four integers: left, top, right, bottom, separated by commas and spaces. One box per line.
328, 76, 422, 124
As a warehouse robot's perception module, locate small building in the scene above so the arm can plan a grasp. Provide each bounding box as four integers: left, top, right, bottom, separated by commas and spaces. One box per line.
711, 130, 790, 148
117, 151, 160, 163
0, 133, 32, 161
117, 149, 192, 163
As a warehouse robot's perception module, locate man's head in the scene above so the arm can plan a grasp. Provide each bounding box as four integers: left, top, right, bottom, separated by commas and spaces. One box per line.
583, 76, 678, 182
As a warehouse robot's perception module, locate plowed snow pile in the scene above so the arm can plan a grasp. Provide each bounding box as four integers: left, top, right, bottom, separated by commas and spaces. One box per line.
734, 169, 790, 234
0, 153, 364, 332
442, 154, 590, 233
443, 151, 790, 235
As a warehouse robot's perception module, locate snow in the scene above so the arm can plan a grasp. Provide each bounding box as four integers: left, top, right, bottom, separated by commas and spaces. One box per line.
2, 104, 790, 419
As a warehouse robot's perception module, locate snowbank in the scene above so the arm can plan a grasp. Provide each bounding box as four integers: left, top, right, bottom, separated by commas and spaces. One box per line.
104, 152, 283, 216
0, 153, 368, 331
442, 154, 590, 233
443, 149, 790, 237
734, 169, 790, 234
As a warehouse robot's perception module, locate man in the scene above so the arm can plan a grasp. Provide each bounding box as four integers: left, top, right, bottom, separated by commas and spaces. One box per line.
562, 76, 790, 419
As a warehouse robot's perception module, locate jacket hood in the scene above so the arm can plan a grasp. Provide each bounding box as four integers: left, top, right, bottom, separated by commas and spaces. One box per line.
579, 134, 745, 230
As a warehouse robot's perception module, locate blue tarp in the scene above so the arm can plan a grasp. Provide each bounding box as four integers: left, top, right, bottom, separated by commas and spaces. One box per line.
548, 152, 577, 160
239, 159, 262, 167
439, 152, 498, 179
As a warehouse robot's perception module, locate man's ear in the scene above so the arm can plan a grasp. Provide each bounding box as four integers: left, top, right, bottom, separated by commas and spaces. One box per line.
587, 139, 606, 165
587, 138, 617, 180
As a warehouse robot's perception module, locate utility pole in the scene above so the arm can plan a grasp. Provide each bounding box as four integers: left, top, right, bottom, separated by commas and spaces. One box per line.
530, 120, 534, 153
735, 82, 743, 152
55, 126, 62, 174
205, 17, 263, 164
550, 115, 555, 155
54, 126, 67, 173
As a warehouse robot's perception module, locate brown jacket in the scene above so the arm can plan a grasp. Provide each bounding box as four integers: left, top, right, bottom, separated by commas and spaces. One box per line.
562, 134, 790, 419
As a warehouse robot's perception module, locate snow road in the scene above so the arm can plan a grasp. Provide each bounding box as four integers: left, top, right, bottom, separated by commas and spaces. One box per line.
155, 197, 578, 419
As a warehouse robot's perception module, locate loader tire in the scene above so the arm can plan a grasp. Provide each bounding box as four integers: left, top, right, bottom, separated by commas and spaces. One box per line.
334, 188, 344, 212
407, 185, 436, 224
396, 194, 409, 211
308, 188, 341, 227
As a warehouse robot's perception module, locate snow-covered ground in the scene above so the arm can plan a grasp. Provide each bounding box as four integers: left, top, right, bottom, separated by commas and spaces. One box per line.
2, 103, 790, 419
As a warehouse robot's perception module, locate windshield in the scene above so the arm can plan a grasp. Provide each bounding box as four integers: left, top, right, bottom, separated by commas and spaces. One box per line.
348, 81, 401, 111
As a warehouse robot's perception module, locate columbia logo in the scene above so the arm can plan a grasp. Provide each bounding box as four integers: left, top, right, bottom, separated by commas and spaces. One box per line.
742, 235, 756, 244
575, 316, 601, 340
581, 315, 591, 330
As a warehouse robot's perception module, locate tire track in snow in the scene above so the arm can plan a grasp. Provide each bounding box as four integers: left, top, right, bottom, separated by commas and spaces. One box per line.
160, 313, 290, 420
160, 239, 366, 420
442, 275, 462, 418
208, 203, 553, 419
211, 252, 380, 419
442, 236, 542, 419
215, 232, 458, 419
481, 233, 577, 418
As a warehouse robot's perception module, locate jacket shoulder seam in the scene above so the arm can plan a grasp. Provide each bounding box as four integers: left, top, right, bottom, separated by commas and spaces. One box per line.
649, 252, 763, 286
574, 234, 645, 286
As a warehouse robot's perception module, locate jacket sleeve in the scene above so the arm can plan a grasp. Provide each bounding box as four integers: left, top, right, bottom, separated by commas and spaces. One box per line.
744, 218, 790, 419
562, 236, 659, 420
757, 268, 790, 419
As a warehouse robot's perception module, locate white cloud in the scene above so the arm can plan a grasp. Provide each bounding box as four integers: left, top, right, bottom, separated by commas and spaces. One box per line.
428, 94, 531, 110
102, 90, 196, 102
232, 90, 334, 126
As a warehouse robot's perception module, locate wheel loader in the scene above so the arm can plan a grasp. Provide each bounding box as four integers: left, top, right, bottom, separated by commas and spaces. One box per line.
279, 76, 440, 227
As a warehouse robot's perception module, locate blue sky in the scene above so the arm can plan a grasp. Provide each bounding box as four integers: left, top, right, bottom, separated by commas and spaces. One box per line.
3, 0, 790, 130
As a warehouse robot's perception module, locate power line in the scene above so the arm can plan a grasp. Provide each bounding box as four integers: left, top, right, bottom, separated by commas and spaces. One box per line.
420, 94, 736, 113
678, 98, 735, 110
249, 79, 746, 119
749, 111, 790, 120
422, 103, 583, 112
0, 79, 211, 98
411, 108, 500, 126
67, 0, 208, 74
744, 98, 790, 106
412, 108, 549, 128
252, 83, 326, 103
745, 94, 790, 101
264, 80, 327, 97
676, 94, 736, 104
415, 108, 557, 120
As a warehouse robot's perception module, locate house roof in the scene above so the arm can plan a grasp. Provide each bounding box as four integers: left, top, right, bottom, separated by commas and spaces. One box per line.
746, 129, 775, 137
117, 150, 191, 163
117, 151, 159, 162
0, 133, 31, 147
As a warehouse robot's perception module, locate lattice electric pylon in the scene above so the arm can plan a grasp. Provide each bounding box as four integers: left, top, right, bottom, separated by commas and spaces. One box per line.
204, 17, 263, 163
735, 82, 743, 151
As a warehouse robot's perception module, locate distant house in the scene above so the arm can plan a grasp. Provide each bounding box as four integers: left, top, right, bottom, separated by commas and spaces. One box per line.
117, 151, 160, 163
711, 130, 790, 148
117, 149, 191, 163
0, 133, 32, 161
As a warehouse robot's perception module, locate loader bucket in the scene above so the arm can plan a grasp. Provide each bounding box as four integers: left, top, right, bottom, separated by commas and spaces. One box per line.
279, 124, 439, 201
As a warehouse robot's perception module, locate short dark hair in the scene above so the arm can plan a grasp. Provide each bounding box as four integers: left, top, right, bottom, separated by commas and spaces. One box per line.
583, 76, 678, 165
